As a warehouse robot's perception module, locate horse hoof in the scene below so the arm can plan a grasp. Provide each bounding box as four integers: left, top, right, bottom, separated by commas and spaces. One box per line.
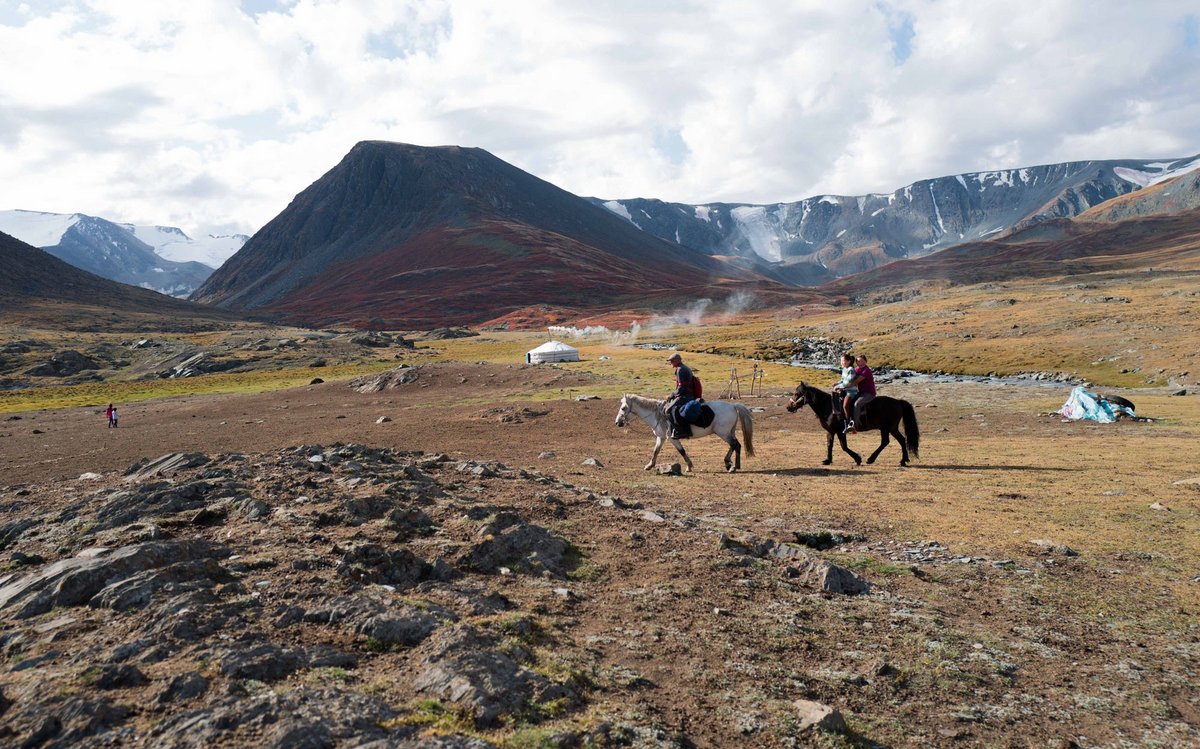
821, 460, 832, 466
643, 464, 653, 471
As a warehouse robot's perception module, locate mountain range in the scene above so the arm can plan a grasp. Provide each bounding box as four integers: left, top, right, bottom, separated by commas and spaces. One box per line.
0, 210, 247, 297
7, 141, 1199, 330
591, 155, 1200, 282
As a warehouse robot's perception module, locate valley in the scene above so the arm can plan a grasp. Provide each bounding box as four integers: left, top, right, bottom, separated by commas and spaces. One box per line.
1, 310, 1198, 747
2, 141, 1199, 748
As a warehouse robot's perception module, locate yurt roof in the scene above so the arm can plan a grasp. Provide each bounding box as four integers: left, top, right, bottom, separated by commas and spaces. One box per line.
527, 340, 578, 354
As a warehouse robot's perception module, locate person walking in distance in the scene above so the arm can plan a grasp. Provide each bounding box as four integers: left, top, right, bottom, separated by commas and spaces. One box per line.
105, 403, 116, 429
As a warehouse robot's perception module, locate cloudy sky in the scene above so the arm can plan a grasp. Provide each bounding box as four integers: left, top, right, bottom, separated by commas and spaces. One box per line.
0, 0, 1197, 238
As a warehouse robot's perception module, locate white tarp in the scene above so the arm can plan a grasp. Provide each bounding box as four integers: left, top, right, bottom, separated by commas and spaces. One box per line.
526, 340, 579, 364
1058, 386, 1136, 423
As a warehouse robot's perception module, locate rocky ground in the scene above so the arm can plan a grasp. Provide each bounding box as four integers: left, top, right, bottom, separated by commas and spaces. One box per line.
1, 361, 1198, 747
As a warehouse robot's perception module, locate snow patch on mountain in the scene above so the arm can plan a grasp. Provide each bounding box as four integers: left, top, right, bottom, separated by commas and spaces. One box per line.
602, 200, 634, 224
730, 205, 782, 262
0, 209, 81, 247
1114, 157, 1200, 188
127, 224, 247, 267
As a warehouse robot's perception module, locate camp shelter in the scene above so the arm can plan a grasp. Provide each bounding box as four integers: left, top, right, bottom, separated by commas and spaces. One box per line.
526, 340, 580, 364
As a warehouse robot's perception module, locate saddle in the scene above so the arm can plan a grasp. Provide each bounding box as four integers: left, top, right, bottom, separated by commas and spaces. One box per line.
679, 399, 716, 429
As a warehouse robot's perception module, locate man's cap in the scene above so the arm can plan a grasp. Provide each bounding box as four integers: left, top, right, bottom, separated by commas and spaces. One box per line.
666, 352, 682, 362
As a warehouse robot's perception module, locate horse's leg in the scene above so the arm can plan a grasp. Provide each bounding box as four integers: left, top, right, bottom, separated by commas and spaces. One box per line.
891, 423, 909, 466
866, 429, 889, 464
645, 435, 664, 470
671, 438, 694, 472
837, 430, 862, 466
823, 430, 834, 465
723, 432, 742, 473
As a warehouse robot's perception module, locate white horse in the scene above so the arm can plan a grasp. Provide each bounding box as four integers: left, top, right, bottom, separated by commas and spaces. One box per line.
614, 394, 755, 473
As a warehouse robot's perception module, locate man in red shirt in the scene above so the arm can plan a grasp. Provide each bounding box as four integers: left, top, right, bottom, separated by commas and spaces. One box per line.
845, 355, 877, 433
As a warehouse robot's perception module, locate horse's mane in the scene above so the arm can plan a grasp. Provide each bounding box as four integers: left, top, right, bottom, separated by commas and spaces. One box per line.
625, 394, 666, 412
801, 382, 833, 404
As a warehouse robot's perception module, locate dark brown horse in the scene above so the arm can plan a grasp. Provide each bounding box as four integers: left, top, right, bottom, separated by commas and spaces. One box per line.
786, 381, 921, 467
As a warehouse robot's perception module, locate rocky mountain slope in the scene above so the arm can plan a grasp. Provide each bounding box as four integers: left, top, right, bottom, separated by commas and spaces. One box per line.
0, 230, 238, 329
1076, 169, 1200, 223
594, 155, 1200, 280
826, 206, 1200, 298
0, 210, 230, 297
192, 142, 786, 328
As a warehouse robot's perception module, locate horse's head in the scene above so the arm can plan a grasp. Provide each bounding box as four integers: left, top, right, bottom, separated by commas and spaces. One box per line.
614, 394, 631, 427
786, 382, 809, 413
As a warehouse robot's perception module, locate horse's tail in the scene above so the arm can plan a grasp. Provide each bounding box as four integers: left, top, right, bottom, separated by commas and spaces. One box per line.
735, 404, 755, 457
901, 400, 920, 460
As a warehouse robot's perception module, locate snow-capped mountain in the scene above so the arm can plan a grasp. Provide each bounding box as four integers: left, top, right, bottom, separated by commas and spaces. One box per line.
122, 224, 248, 268
0, 210, 236, 297
593, 154, 1200, 280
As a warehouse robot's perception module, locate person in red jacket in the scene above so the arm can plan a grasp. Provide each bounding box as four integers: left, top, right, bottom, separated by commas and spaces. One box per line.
844, 355, 877, 434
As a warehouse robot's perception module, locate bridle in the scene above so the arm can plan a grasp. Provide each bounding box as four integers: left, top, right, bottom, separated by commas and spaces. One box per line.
615, 398, 630, 427
786, 386, 808, 413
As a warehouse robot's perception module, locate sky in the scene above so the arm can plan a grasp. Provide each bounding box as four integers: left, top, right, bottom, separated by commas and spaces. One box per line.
0, 0, 1197, 238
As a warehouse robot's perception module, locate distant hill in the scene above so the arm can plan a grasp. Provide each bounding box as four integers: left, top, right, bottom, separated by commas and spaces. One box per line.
0, 210, 240, 297
823, 207, 1200, 298
592, 155, 1200, 279
0, 230, 238, 330
193, 141, 786, 328
1076, 169, 1200, 223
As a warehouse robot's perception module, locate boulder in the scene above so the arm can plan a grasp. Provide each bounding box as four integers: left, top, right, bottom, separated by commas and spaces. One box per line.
413, 625, 573, 727
350, 366, 420, 392
156, 672, 210, 705
357, 610, 441, 648
787, 557, 870, 595
460, 520, 570, 577
335, 542, 430, 588
794, 699, 848, 734
0, 538, 223, 619
146, 687, 398, 748
123, 453, 211, 482
215, 639, 308, 681
26, 350, 100, 377
89, 663, 149, 690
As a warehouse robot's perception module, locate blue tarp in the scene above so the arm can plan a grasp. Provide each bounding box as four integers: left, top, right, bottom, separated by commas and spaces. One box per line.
1058, 386, 1136, 423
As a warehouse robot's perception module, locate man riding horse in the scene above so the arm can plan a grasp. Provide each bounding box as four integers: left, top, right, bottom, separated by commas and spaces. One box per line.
665, 352, 696, 439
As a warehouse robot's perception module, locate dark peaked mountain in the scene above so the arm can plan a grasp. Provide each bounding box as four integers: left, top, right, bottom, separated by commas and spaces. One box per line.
593, 155, 1200, 280
193, 142, 782, 328
0, 230, 236, 328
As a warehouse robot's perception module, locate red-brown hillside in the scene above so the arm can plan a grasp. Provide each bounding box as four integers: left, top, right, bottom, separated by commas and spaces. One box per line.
194, 141, 786, 328
825, 208, 1200, 297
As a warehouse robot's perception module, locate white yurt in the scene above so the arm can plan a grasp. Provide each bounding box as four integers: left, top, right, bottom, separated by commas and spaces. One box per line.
525, 340, 580, 364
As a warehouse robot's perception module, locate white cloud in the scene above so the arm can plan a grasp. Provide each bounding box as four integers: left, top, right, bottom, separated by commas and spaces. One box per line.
0, 0, 1196, 238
